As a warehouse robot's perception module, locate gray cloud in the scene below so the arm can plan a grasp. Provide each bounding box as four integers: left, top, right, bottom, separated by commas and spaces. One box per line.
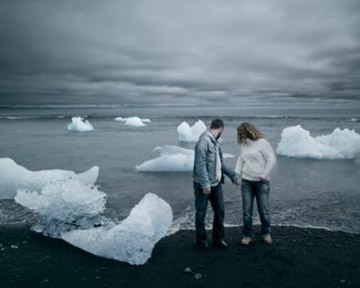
0, 0, 360, 106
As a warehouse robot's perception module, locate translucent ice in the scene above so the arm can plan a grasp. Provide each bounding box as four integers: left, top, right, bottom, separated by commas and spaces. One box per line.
15, 179, 107, 238
62, 193, 173, 265
0, 158, 99, 199
67, 117, 94, 132
136, 145, 234, 172
177, 120, 207, 142
276, 125, 360, 159
114, 116, 150, 127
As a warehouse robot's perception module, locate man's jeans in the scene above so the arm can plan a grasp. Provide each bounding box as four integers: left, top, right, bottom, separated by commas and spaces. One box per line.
194, 181, 225, 243
241, 179, 271, 238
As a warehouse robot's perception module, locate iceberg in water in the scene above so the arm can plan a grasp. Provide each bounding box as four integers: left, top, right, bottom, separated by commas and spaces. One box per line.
115, 116, 150, 127
62, 193, 173, 265
177, 120, 207, 142
0, 158, 99, 199
276, 125, 360, 159
67, 117, 94, 132
15, 179, 107, 237
136, 145, 234, 172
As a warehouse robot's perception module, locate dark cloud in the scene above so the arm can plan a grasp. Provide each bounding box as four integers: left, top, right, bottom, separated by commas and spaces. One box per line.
0, 0, 360, 106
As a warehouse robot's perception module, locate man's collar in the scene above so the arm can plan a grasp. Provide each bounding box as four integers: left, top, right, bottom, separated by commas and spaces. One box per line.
207, 131, 218, 143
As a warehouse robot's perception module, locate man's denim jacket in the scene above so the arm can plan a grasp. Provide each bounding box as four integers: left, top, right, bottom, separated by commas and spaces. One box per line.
193, 131, 237, 189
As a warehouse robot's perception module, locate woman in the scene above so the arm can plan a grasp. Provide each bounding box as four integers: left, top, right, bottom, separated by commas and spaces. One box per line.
235, 122, 276, 245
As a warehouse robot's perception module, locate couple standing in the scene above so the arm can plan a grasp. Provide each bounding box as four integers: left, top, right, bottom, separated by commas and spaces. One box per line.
193, 118, 276, 249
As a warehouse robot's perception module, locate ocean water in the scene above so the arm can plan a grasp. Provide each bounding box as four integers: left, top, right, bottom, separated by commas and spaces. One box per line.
0, 105, 359, 234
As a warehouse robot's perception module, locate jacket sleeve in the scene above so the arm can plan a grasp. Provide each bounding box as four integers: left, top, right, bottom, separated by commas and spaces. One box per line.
219, 146, 237, 183
194, 139, 211, 189
260, 140, 277, 178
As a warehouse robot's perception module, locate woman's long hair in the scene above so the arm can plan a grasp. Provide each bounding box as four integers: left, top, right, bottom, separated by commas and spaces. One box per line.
237, 122, 264, 145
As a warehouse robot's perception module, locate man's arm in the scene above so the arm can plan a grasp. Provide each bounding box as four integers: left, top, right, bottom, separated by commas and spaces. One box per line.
219, 146, 237, 183
194, 139, 211, 191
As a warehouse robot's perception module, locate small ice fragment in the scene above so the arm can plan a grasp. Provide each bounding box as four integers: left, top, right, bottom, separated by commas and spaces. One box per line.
67, 117, 94, 132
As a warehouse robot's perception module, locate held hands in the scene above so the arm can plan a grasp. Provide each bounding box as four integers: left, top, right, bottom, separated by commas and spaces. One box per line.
258, 174, 267, 181
234, 177, 241, 186
202, 187, 211, 195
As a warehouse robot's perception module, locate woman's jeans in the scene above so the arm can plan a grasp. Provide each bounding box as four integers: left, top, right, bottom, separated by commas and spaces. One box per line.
241, 179, 271, 238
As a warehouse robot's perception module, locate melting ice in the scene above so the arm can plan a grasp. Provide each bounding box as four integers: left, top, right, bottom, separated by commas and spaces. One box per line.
136, 145, 234, 172
62, 193, 173, 265
115, 116, 150, 127
0, 158, 98, 199
276, 125, 360, 159
10, 162, 173, 265
67, 117, 94, 132
177, 120, 207, 142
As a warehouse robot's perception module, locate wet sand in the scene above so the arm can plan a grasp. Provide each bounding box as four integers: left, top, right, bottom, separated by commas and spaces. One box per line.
1, 224, 360, 288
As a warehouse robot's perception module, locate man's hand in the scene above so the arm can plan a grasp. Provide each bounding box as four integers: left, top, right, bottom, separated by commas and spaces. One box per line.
203, 187, 211, 195
234, 178, 241, 186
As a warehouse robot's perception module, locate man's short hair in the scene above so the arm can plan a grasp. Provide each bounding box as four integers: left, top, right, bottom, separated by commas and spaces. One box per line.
210, 118, 224, 129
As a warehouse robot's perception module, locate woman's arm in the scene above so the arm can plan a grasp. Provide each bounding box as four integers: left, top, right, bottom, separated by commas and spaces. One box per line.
260, 140, 276, 178
234, 155, 244, 176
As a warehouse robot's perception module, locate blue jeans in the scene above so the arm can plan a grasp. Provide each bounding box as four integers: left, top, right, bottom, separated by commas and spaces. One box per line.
194, 181, 225, 243
241, 179, 271, 238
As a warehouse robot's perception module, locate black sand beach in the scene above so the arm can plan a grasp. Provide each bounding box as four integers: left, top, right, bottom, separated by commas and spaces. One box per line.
1, 225, 360, 288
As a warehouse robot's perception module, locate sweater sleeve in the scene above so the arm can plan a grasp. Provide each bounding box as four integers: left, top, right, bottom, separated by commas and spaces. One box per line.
234, 154, 244, 176
260, 140, 276, 177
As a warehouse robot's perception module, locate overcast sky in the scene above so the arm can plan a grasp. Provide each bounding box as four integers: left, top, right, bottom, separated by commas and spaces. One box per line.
0, 0, 359, 106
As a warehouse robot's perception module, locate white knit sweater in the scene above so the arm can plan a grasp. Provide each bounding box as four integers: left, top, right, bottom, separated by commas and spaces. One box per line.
234, 138, 276, 181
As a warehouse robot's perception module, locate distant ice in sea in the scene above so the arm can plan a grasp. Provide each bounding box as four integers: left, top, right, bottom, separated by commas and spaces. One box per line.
62, 193, 173, 265
350, 118, 358, 122
276, 125, 360, 159
177, 120, 207, 142
114, 116, 150, 127
67, 117, 94, 132
136, 145, 234, 172
0, 158, 99, 199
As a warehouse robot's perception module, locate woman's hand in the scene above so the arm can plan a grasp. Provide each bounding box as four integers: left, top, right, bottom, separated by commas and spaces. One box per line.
258, 175, 267, 181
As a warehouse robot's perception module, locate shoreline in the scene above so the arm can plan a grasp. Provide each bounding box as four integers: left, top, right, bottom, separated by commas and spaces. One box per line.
1, 224, 360, 288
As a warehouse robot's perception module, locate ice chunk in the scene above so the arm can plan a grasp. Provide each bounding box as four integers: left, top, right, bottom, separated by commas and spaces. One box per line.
177, 120, 207, 142
62, 193, 173, 265
67, 117, 94, 132
15, 179, 107, 238
15, 179, 106, 221
115, 116, 151, 123
0, 158, 99, 199
136, 145, 234, 172
351, 118, 358, 122
276, 125, 360, 159
114, 116, 150, 127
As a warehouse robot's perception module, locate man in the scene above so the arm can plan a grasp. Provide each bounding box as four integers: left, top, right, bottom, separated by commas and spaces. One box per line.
193, 118, 238, 249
